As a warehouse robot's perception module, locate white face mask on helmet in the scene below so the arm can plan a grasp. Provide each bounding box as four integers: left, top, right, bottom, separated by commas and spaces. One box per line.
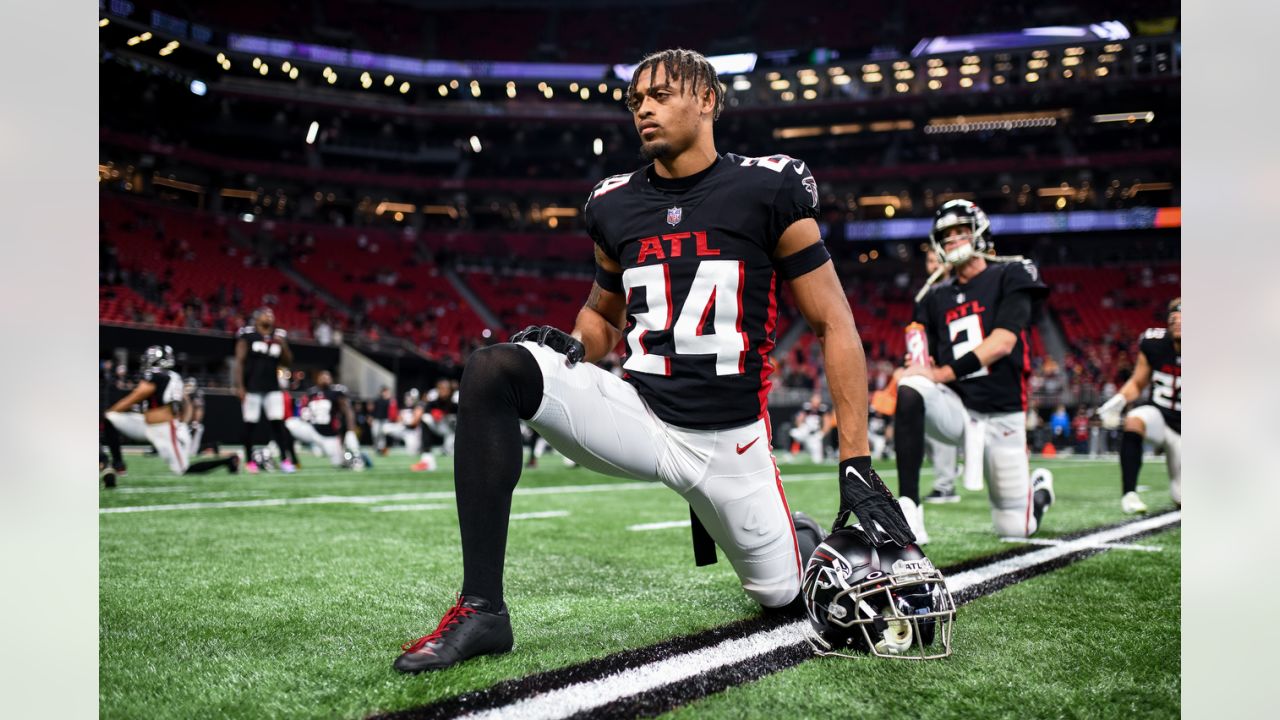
929, 200, 991, 268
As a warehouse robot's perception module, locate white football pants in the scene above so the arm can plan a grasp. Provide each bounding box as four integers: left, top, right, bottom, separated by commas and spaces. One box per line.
242, 391, 285, 423
1126, 405, 1183, 505
898, 374, 1039, 537
519, 341, 804, 609
105, 411, 191, 475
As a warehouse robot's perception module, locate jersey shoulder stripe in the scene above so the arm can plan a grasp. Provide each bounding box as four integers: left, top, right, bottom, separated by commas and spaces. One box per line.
587, 172, 636, 203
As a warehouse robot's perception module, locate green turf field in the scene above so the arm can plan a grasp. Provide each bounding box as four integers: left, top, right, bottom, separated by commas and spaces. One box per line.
99, 452, 1179, 719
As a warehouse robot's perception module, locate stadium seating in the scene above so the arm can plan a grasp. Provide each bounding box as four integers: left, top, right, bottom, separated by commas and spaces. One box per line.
99, 195, 345, 336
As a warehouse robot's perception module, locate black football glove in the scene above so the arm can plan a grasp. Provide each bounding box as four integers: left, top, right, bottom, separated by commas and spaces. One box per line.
510, 325, 586, 365
832, 456, 916, 547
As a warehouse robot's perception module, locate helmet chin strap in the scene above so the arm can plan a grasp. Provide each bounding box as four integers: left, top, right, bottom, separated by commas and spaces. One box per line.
913, 249, 1027, 302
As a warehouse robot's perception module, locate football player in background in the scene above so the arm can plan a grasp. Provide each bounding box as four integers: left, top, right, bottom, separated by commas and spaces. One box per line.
394, 49, 919, 674
179, 376, 213, 456
101, 362, 135, 477
371, 385, 398, 456
409, 379, 458, 472
1096, 297, 1182, 513
102, 345, 239, 478
892, 200, 1055, 544
234, 307, 295, 473
917, 247, 966, 504
287, 370, 363, 469
788, 392, 832, 463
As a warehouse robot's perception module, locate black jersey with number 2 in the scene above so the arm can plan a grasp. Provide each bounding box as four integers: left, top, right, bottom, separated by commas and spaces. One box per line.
1138, 328, 1181, 433
914, 260, 1049, 414
584, 153, 822, 430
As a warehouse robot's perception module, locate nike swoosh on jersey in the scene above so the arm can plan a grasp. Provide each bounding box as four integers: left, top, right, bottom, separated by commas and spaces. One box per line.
845, 465, 872, 488
735, 437, 759, 455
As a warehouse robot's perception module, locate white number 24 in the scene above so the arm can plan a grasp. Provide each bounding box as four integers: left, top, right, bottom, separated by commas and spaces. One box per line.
622, 261, 747, 376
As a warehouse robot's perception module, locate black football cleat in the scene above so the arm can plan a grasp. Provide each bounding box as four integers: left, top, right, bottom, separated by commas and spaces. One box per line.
100, 467, 117, 489
923, 488, 960, 504
394, 595, 513, 674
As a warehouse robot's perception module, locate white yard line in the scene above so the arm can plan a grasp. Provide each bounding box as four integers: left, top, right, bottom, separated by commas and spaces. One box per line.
456, 511, 1181, 720
99, 473, 839, 515
1001, 536, 1165, 552
510, 511, 570, 520
369, 504, 453, 513
627, 520, 692, 531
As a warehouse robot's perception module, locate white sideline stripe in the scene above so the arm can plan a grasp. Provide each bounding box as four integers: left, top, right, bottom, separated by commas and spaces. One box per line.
456, 511, 1181, 720
1001, 537, 1164, 553
113, 486, 195, 494
628, 520, 692, 531
510, 511, 570, 520
99, 473, 839, 514
370, 504, 453, 513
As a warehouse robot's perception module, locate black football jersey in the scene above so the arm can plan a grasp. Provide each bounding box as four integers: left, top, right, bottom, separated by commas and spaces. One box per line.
914, 260, 1049, 413
140, 369, 184, 412
304, 384, 348, 436
237, 327, 287, 393
584, 153, 821, 429
1138, 328, 1181, 433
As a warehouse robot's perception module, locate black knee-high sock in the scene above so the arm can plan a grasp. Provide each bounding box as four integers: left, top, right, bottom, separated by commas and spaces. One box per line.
894, 386, 926, 503
186, 456, 236, 474
270, 420, 294, 462
1120, 430, 1144, 494
454, 344, 544, 608
243, 420, 258, 462
102, 420, 124, 467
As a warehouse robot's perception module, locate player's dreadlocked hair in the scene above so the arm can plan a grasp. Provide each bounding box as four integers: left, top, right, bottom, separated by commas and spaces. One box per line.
626, 48, 726, 120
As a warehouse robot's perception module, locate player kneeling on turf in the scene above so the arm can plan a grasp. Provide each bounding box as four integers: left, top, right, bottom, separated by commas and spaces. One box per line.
102, 345, 239, 479
392, 49, 926, 675
288, 370, 364, 469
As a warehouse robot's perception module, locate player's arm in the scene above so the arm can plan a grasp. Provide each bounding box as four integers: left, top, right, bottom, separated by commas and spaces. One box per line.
779, 219, 913, 545
276, 330, 293, 367
338, 395, 357, 431
233, 338, 248, 401
1117, 350, 1153, 402
1097, 350, 1152, 424
570, 246, 628, 363
781, 220, 869, 459
108, 381, 155, 413
907, 290, 1032, 383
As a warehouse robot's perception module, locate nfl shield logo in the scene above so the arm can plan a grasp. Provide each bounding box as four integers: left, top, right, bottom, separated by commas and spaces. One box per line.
666, 206, 682, 226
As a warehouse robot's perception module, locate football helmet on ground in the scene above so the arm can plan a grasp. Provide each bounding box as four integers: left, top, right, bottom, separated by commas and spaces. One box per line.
802, 525, 955, 660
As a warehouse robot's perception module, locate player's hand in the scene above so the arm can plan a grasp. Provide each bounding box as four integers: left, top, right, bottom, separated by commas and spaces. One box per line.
236, 388, 246, 403
1096, 393, 1126, 429
510, 325, 585, 365
833, 456, 916, 546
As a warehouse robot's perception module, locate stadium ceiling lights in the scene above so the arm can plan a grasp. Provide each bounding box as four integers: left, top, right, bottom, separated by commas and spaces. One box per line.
611, 52, 757, 81
1093, 111, 1155, 123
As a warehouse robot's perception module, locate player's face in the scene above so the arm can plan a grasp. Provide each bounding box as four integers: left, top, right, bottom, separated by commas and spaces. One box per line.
257, 309, 275, 331
1168, 309, 1181, 340
941, 225, 973, 252
630, 64, 709, 161
317, 371, 332, 387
